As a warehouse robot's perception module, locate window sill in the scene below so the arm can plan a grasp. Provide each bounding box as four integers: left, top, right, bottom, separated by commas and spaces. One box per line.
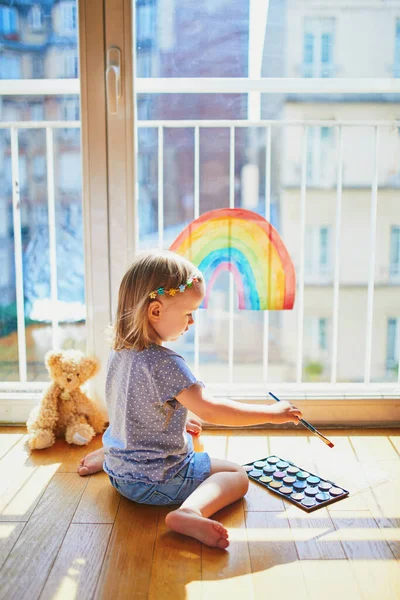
1, 386, 399, 427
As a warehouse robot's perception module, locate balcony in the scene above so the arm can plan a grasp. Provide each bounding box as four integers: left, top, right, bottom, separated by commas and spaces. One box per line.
0, 79, 400, 414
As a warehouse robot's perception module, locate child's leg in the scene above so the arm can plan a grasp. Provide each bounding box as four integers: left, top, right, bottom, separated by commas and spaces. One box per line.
165, 458, 249, 549
78, 447, 105, 476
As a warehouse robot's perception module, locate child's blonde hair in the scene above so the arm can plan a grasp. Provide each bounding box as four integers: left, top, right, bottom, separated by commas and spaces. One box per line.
113, 250, 200, 351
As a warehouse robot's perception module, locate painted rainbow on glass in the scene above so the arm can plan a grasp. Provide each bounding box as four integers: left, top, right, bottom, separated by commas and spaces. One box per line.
169, 208, 296, 310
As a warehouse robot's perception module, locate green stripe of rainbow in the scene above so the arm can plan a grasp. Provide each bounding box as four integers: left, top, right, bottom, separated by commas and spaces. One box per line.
170, 208, 295, 310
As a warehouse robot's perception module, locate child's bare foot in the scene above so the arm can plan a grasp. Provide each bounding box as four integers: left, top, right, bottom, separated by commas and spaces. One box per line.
165, 507, 229, 549
78, 447, 105, 476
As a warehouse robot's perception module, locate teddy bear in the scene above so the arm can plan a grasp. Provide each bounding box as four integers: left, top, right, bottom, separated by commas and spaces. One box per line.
27, 349, 107, 450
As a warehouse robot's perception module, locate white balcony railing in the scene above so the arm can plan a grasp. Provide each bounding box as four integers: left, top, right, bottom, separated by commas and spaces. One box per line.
0, 78, 400, 395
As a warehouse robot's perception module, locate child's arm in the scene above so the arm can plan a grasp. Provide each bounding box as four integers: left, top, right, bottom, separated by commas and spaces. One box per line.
177, 384, 302, 427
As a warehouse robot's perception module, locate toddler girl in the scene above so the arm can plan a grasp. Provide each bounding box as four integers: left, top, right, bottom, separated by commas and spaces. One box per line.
80, 250, 302, 549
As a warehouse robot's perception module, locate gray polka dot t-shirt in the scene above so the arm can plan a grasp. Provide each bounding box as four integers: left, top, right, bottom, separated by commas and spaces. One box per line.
103, 344, 204, 483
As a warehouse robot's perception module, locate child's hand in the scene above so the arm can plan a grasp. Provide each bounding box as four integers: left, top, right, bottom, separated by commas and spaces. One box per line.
269, 401, 303, 424
185, 416, 202, 437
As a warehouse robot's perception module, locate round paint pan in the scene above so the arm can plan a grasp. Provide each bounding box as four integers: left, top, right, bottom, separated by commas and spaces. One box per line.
267, 456, 280, 465
280, 486, 293, 495
283, 476, 296, 485
316, 492, 331, 502
276, 461, 289, 469
263, 465, 276, 475
273, 470, 286, 480
301, 496, 317, 508
318, 481, 332, 491
259, 475, 273, 483
291, 492, 304, 501
293, 480, 307, 490
329, 487, 345, 497
269, 480, 283, 489
296, 471, 310, 480
253, 461, 267, 469
287, 466, 299, 475
249, 469, 263, 478
304, 487, 318, 497
307, 476, 320, 485
244, 465, 253, 472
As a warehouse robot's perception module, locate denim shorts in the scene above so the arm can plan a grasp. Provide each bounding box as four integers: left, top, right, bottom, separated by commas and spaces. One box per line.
108, 451, 212, 506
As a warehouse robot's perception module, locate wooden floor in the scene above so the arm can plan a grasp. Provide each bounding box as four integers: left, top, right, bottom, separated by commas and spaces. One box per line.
0, 427, 399, 600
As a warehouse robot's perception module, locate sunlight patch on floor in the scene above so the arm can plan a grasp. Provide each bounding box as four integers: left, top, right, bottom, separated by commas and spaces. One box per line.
0, 523, 20, 539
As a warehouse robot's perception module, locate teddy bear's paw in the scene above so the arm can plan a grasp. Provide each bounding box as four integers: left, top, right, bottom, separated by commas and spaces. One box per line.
29, 429, 55, 450
66, 424, 95, 446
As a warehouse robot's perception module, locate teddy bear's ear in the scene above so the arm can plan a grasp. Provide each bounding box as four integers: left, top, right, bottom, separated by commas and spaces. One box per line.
82, 356, 100, 379
45, 351, 63, 369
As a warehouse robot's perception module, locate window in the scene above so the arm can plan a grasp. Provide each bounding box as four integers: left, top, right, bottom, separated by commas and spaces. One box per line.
28, 5, 43, 31
0, 6, 18, 36
137, 51, 153, 77
0, 203, 7, 238
31, 103, 44, 122
305, 226, 331, 279
303, 18, 335, 78
319, 318, 327, 351
34, 205, 48, 226
390, 225, 400, 278
394, 20, 400, 77
62, 99, 80, 121
387, 318, 399, 373
0, 248, 9, 288
136, 2, 156, 44
306, 126, 334, 186
60, 2, 77, 35
32, 55, 44, 79
32, 156, 46, 180
66, 203, 81, 230
61, 52, 79, 78
0, 54, 21, 79
305, 317, 329, 359
59, 153, 82, 190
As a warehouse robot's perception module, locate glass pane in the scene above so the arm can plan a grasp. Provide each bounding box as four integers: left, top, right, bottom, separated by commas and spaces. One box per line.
134, 2, 400, 387
0, 1, 84, 383
135, 1, 398, 79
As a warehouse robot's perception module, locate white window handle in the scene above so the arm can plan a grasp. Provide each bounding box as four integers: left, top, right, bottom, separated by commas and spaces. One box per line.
106, 46, 121, 114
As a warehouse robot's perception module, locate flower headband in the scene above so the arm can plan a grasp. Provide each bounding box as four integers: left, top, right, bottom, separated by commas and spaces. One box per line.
148, 274, 203, 300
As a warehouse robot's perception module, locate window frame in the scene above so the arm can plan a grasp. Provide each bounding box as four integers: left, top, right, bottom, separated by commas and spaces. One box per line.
0, 0, 399, 428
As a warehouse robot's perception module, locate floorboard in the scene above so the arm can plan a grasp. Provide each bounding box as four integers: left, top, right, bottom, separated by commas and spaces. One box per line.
0, 427, 399, 600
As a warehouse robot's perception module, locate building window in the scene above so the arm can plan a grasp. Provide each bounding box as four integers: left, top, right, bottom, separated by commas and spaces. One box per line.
31, 103, 44, 121
394, 20, 400, 77
32, 55, 44, 79
62, 98, 80, 120
59, 153, 81, 190
319, 318, 327, 351
28, 5, 43, 31
306, 126, 334, 186
387, 318, 399, 372
136, 2, 156, 44
303, 18, 335, 78
0, 6, 18, 37
0, 203, 8, 238
390, 226, 400, 278
0, 54, 21, 79
33, 156, 46, 180
137, 50, 153, 77
60, 2, 77, 35
61, 52, 79, 78
305, 317, 329, 360
305, 226, 331, 279
0, 248, 9, 288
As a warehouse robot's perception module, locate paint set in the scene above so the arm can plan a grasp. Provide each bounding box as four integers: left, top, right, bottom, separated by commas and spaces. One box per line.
243, 455, 349, 512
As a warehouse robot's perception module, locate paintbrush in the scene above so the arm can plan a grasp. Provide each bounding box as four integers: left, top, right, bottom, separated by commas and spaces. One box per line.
268, 391, 334, 448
